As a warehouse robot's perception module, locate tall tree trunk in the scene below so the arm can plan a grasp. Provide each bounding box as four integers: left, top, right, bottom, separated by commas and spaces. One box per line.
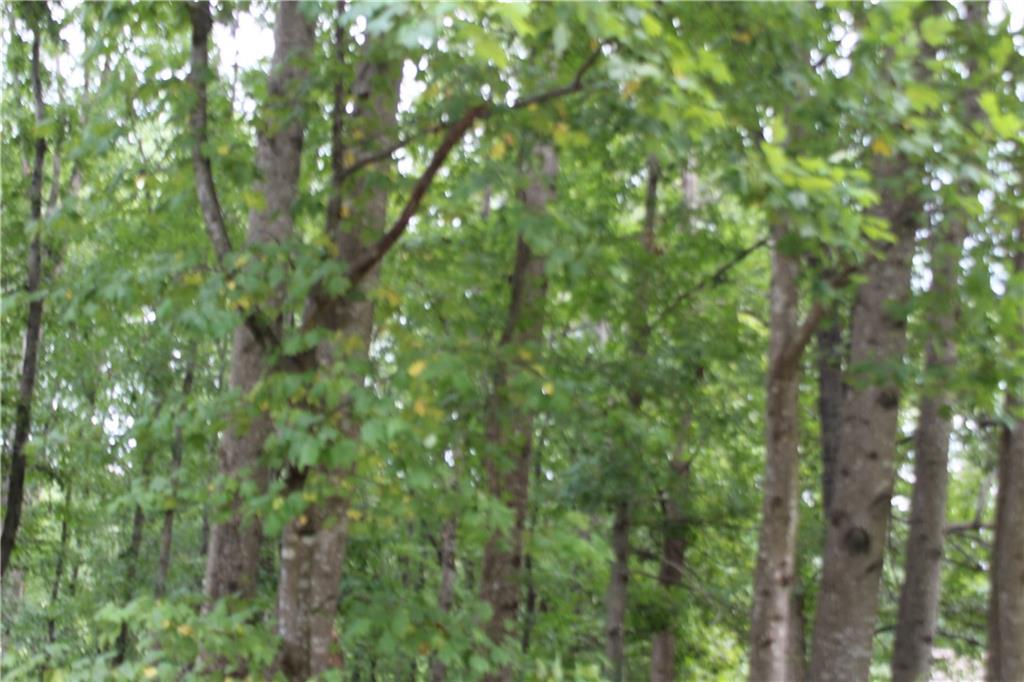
890, 220, 966, 682
987, 224, 1024, 682
276, 19, 399, 678
650, 456, 689, 682
480, 146, 556, 682
748, 221, 808, 682
808, 153, 919, 681
1, 18, 47, 578
47, 481, 72, 643
605, 500, 630, 682
115, 448, 155, 664
816, 316, 843, 517
156, 359, 196, 598
430, 514, 458, 682
195, 0, 315, 624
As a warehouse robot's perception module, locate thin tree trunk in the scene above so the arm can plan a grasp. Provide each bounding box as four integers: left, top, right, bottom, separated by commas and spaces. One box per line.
156, 359, 196, 598
808, 152, 919, 681
47, 482, 72, 643
193, 0, 315, 629
816, 316, 843, 517
115, 448, 155, 664
430, 515, 458, 682
650, 457, 689, 682
522, 448, 542, 655
1, 19, 48, 578
748, 221, 807, 682
987, 224, 1024, 682
480, 146, 556, 682
890, 221, 965, 681
606, 500, 630, 682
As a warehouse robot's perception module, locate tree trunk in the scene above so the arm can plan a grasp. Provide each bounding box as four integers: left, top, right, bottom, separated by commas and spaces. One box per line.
890, 219, 965, 682
606, 500, 630, 682
748, 222, 806, 682
156, 359, 195, 598
430, 515, 458, 682
816, 316, 843, 517
650, 457, 689, 682
276, 21, 399, 678
47, 482, 72, 643
115, 448, 155, 664
987, 224, 1024, 682
480, 146, 556, 682
199, 0, 315, 622
1, 19, 47, 578
808, 153, 918, 681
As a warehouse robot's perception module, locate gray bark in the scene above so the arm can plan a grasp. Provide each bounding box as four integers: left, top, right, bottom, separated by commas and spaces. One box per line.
808, 152, 919, 681
199, 0, 315, 629
276, 24, 399, 679
606, 501, 630, 682
748, 221, 808, 682
891, 219, 965, 682
480, 146, 556, 682
987, 225, 1024, 682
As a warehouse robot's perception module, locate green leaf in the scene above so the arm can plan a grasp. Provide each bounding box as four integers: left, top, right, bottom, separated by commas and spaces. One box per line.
919, 15, 953, 47
905, 83, 942, 112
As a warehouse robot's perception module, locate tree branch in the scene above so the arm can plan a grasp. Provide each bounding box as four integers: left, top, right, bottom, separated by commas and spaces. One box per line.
348, 42, 610, 283
649, 236, 769, 329
187, 1, 233, 265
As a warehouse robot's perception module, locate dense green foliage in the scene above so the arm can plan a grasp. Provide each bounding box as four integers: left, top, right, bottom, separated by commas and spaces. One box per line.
2, 1, 1021, 680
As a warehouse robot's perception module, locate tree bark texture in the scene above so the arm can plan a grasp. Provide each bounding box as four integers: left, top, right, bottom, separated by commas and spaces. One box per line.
748, 222, 806, 682
987, 224, 1024, 682
480, 146, 556, 682
276, 25, 399, 679
890, 220, 966, 682
808, 152, 919, 681
1, 20, 47, 578
606, 500, 630, 682
156, 360, 195, 598
816, 316, 843, 518
201, 0, 315, 620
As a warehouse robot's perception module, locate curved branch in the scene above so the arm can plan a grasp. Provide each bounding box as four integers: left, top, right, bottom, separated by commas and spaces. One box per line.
187, 1, 233, 264
349, 41, 611, 283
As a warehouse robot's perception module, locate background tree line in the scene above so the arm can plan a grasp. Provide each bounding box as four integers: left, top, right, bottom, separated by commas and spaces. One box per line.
1, 1, 1021, 680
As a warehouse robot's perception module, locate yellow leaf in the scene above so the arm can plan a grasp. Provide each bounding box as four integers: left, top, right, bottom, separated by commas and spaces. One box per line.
518, 349, 533, 362
346, 508, 363, 522
302, 491, 317, 503
161, 619, 171, 630
870, 137, 893, 157
340, 203, 351, 219
143, 666, 159, 679
408, 360, 427, 378
272, 497, 284, 511
733, 31, 752, 44
553, 122, 571, 145
217, 144, 229, 156
541, 382, 555, 396
259, 400, 270, 412
236, 296, 252, 312
414, 398, 429, 417
622, 80, 641, 99
65, 290, 73, 300
298, 514, 308, 527
490, 139, 507, 161
377, 287, 400, 306
227, 279, 236, 290
183, 272, 204, 287
343, 150, 356, 166
176, 624, 193, 637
